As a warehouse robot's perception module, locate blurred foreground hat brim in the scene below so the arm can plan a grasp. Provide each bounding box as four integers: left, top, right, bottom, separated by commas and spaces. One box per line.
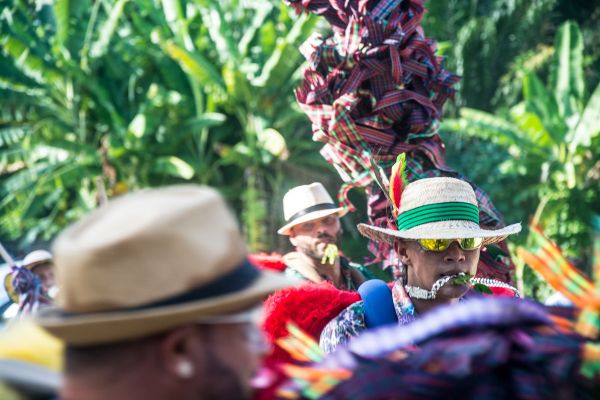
37, 269, 294, 345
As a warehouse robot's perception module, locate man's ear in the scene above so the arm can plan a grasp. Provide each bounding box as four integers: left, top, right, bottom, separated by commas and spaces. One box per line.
393, 240, 411, 265
160, 325, 202, 380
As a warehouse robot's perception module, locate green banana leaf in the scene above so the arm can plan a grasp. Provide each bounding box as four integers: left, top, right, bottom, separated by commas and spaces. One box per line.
550, 21, 585, 125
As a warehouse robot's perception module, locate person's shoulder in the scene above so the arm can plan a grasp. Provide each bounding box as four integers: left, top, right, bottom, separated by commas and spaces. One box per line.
343, 300, 365, 318
319, 300, 366, 353
284, 266, 306, 280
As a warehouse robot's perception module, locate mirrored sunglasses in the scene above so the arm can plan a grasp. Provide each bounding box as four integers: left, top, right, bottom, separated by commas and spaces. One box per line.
417, 237, 483, 252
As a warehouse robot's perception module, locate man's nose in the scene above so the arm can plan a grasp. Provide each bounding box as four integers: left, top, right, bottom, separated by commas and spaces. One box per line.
443, 241, 466, 262
316, 222, 329, 234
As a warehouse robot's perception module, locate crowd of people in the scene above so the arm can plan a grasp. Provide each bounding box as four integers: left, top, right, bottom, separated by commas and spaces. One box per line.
0, 0, 598, 398
0, 174, 597, 399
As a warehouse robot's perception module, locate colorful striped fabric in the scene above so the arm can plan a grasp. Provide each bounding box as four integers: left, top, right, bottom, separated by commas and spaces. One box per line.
517, 224, 600, 340
275, 297, 599, 399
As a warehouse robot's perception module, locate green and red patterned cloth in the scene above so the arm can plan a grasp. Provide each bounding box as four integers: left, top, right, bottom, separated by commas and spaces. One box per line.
286, 0, 458, 209
287, 0, 515, 282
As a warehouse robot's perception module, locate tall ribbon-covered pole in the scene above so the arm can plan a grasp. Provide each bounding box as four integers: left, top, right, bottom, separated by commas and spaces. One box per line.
0, 240, 16, 267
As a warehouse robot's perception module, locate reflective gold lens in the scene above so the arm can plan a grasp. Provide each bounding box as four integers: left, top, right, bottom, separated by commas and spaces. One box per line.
418, 239, 451, 251
458, 237, 483, 250
417, 238, 483, 252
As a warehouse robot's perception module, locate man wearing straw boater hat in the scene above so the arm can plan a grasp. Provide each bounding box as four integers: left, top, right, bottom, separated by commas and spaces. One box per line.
319, 163, 522, 352
278, 182, 369, 291
35, 185, 296, 400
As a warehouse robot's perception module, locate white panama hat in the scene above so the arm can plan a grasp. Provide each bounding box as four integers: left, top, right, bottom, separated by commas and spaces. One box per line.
278, 182, 347, 235
358, 177, 521, 245
22, 249, 52, 270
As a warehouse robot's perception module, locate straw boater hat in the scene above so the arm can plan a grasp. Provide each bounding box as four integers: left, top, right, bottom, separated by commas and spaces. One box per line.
358, 177, 521, 246
278, 182, 347, 235
36, 185, 297, 345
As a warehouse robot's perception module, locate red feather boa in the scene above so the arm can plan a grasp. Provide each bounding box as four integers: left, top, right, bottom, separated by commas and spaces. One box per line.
262, 282, 360, 363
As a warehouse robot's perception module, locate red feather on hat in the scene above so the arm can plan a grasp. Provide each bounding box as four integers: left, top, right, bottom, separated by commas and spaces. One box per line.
388, 153, 407, 218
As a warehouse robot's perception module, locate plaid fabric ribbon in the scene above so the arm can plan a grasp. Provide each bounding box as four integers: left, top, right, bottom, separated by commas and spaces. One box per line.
287, 0, 458, 209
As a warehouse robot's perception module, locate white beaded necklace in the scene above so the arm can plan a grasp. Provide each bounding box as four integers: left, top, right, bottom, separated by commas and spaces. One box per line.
405, 272, 520, 300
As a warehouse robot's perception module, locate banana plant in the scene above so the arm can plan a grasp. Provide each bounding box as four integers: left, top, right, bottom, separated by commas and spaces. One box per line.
442, 21, 600, 296
0, 0, 323, 252
157, 0, 319, 251
0, 0, 225, 247
423, 0, 560, 113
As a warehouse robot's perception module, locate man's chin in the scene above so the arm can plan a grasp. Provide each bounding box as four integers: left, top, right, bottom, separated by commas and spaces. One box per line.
303, 250, 323, 261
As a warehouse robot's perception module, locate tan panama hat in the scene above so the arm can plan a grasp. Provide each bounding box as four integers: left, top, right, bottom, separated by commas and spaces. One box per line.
277, 182, 347, 235
358, 177, 521, 246
36, 185, 297, 345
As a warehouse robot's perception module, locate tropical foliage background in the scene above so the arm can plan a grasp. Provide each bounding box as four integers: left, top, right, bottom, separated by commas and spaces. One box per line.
1, 0, 599, 299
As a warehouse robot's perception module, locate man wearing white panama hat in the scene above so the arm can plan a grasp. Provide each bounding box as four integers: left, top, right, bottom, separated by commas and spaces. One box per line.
319, 175, 522, 353
35, 185, 297, 400
278, 182, 369, 291
22, 250, 55, 299
3, 249, 56, 315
